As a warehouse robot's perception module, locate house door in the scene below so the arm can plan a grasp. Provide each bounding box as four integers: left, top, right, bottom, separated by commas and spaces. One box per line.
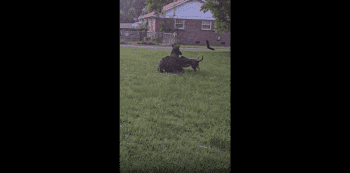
162, 33, 175, 45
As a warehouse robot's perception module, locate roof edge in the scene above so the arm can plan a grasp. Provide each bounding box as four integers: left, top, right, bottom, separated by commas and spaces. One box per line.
139, 0, 206, 20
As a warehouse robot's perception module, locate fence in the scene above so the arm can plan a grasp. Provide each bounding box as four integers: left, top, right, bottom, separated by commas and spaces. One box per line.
120, 30, 176, 45
120, 30, 147, 42
162, 33, 176, 45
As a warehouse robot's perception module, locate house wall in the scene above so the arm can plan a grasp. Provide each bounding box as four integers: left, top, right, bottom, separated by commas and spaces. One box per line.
148, 18, 156, 32
154, 18, 230, 46
177, 19, 230, 46
139, 17, 230, 46
152, 18, 156, 32
146, 18, 160, 42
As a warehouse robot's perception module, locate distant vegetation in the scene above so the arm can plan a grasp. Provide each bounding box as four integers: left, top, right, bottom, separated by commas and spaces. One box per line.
120, 0, 148, 23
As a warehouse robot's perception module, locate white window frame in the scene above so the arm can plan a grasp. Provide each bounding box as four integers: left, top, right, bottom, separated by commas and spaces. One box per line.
202, 21, 212, 30
174, 19, 185, 29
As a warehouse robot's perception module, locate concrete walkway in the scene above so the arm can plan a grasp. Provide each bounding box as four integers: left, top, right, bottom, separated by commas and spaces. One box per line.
120, 44, 230, 51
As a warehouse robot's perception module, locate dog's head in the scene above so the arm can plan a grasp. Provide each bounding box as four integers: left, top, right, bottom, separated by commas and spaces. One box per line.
170, 44, 182, 57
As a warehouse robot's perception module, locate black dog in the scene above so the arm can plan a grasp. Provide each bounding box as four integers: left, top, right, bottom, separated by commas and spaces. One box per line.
158, 56, 185, 73
158, 44, 184, 73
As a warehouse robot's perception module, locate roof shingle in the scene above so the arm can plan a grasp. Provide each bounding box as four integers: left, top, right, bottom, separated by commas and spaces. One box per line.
138, 0, 188, 20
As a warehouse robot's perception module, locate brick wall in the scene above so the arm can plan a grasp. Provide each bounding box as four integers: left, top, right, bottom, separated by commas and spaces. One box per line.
135, 18, 230, 46
176, 19, 230, 46
155, 18, 230, 46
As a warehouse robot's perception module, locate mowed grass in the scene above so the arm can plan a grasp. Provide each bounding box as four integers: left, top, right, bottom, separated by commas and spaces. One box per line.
120, 47, 231, 172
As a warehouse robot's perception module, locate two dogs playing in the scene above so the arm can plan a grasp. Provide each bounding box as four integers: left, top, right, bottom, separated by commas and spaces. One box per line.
157, 44, 204, 73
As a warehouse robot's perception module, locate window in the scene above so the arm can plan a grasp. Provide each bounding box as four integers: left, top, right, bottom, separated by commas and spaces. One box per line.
175, 19, 185, 29
202, 21, 211, 30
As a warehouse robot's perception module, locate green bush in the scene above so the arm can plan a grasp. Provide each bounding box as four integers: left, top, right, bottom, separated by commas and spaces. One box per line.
151, 37, 156, 42
138, 23, 148, 31
148, 42, 158, 45
150, 35, 162, 44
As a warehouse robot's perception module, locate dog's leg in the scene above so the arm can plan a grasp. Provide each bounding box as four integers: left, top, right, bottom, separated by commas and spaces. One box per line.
192, 66, 197, 72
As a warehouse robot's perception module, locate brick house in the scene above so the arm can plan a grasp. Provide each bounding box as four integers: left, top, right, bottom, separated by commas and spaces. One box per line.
137, 0, 230, 46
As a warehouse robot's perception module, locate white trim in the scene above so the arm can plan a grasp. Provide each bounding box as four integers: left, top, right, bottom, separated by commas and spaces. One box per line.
174, 19, 185, 29
201, 20, 211, 30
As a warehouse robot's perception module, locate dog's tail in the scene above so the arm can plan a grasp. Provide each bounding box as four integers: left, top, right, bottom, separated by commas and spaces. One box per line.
197, 55, 204, 62
206, 40, 215, 50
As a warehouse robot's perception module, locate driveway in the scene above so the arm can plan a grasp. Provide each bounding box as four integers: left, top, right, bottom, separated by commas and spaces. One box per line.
120, 44, 230, 51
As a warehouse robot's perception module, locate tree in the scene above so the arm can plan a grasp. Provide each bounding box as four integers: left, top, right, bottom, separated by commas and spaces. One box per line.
120, 10, 125, 20
128, 7, 138, 22
138, 23, 148, 31
200, 0, 230, 33
139, 7, 148, 18
120, 0, 148, 23
145, 0, 174, 15
159, 16, 178, 33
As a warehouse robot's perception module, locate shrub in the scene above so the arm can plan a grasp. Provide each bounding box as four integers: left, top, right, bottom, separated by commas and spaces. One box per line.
151, 37, 156, 42
138, 23, 148, 31
160, 20, 173, 33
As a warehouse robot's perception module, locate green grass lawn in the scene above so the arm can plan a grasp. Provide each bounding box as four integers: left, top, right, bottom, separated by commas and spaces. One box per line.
120, 47, 231, 172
